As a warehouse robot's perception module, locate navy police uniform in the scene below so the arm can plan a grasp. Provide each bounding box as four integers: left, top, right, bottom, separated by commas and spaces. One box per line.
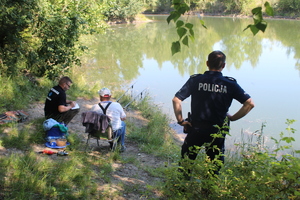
175, 71, 250, 165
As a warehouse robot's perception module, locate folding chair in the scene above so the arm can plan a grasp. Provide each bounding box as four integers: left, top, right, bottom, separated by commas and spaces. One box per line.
82, 111, 118, 151
85, 124, 116, 150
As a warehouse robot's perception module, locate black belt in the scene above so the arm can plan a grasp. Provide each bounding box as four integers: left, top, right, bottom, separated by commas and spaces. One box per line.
192, 121, 223, 128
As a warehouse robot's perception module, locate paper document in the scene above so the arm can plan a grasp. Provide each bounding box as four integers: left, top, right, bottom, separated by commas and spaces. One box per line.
71, 103, 80, 110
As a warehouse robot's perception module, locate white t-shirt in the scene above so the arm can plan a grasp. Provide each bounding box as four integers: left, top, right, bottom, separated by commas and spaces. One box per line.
90, 101, 126, 131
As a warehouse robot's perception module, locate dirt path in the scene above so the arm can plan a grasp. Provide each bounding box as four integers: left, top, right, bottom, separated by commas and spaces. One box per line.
22, 97, 168, 199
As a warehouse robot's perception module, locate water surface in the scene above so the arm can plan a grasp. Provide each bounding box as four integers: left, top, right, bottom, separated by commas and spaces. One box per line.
80, 15, 300, 150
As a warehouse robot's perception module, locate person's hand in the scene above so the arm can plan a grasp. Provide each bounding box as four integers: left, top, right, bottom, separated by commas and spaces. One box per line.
180, 121, 192, 127
70, 101, 76, 108
226, 113, 232, 121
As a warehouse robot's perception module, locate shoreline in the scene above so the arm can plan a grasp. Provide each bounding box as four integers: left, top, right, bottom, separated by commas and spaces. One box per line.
140, 12, 300, 21
108, 12, 300, 25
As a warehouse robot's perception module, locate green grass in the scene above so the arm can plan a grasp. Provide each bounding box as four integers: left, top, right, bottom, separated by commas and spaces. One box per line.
0, 119, 115, 199
0, 76, 178, 199
1, 75, 300, 199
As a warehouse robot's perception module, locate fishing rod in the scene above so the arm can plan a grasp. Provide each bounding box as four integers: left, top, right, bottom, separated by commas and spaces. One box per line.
123, 88, 148, 109
116, 81, 137, 102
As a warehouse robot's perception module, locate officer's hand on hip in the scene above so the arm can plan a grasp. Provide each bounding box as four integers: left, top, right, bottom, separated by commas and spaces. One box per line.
180, 121, 192, 127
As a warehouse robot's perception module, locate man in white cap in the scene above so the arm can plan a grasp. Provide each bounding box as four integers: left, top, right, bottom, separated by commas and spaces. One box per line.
90, 87, 127, 152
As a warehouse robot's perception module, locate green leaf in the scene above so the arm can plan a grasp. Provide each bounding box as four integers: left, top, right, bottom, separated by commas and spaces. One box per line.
253, 12, 263, 24
252, 7, 262, 15
256, 21, 267, 32
171, 41, 181, 55
178, 6, 189, 15
189, 34, 195, 42
166, 15, 172, 24
167, 12, 180, 24
281, 136, 295, 143
182, 36, 188, 46
250, 25, 260, 35
185, 23, 193, 29
173, 12, 181, 22
177, 27, 187, 39
189, 28, 194, 38
264, 2, 274, 16
176, 20, 184, 28
199, 19, 207, 29
243, 24, 251, 32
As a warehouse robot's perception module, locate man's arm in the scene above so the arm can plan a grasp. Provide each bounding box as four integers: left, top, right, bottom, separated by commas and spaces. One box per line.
227, 98, 255, 121
172, 96, 191, 126
58, 101, 75, 113
66, 100, 73, 104
119, 103, 126, 121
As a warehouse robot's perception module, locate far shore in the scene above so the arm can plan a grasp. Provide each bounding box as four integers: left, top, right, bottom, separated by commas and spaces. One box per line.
107, 12, 300, 25
141, 12, 300, 21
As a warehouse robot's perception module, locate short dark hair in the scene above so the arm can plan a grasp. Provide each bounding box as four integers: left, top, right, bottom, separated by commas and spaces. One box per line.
59, 76, 72, 85
207, 51, 226, 70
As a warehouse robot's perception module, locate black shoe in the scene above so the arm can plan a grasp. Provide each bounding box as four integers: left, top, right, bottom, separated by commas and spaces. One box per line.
120, 146, 126, 152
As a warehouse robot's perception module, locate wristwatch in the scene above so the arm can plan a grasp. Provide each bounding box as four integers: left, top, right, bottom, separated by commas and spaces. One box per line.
177, 120, 184, 125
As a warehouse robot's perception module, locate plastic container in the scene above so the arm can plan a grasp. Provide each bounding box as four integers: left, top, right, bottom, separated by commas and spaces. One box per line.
43, 149, 55, 155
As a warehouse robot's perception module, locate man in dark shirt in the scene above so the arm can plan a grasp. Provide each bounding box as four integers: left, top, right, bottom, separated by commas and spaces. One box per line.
44, 76, 79, 125
172, 50, 254, 174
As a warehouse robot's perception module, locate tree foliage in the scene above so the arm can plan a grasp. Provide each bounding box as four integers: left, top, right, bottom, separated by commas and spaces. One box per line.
103, 0, 144, 22
0, 0, 297, 77
277, 0, 300, 13
29, 0, 108, 79
0, 0, 107, 79
0, 0, 39, 76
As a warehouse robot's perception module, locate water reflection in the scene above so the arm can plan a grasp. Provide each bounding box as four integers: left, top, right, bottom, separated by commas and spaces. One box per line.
81, 16, 300, 80
80, 15, 300, 149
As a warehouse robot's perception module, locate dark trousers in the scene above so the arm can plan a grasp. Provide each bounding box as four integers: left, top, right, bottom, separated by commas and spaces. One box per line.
46, 108, 80, 125
181, 122, 229, 174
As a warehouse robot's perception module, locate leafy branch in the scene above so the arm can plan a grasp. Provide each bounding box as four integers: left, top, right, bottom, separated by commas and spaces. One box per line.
244, 2, 274, 35
167, 1, 274, 55
166, 0, 206, 56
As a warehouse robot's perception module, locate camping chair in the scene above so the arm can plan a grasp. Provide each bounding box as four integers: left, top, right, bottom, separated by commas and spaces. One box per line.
85, 122, 117, 151
82, 109, 119, 151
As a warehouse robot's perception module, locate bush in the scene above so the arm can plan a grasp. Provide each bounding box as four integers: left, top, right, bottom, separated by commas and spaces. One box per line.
277, 0, 300, 14
103, 0, 144, 22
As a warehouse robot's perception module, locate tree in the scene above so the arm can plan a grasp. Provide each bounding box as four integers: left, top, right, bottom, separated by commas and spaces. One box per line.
0, 0, 108, 79
0, 0, 39, 76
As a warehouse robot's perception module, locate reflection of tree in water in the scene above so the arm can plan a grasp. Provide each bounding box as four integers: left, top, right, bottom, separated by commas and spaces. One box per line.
80, 16, 300, 89
267, 19, 300, 74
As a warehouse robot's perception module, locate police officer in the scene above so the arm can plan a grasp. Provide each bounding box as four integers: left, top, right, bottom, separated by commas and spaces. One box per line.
44, 76, 80, 125
172, 50, 254, 174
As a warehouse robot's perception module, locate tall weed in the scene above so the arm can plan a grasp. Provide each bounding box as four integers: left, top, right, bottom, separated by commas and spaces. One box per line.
124, 94, 179, 159
163, 120, 300, 199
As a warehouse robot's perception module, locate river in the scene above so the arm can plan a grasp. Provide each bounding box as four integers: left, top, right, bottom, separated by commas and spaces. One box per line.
80, 15, 300, 151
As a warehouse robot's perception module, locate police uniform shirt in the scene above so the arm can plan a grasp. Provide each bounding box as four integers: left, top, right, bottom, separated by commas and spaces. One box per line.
44, 85, 67, 116
175, 71, 251, 125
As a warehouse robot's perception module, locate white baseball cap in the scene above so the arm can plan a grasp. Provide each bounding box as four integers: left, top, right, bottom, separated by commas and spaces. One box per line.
98, 88, 111, 97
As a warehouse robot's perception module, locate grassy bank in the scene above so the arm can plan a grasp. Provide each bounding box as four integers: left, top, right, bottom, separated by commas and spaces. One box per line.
0, 76, 179, 199
1, 76, 300, 199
